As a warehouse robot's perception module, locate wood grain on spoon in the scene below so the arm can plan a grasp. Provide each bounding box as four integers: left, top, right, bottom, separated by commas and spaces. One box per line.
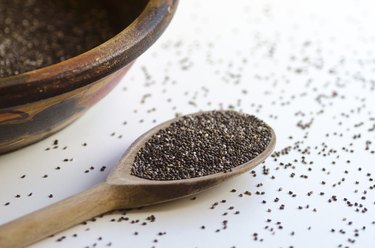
0, 111, 276, 248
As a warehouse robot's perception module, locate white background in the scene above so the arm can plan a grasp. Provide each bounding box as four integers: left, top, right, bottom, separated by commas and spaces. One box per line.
1, 0, 375, 247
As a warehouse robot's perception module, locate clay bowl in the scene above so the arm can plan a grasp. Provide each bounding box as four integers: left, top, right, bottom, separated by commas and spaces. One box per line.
0, 0, 178, 154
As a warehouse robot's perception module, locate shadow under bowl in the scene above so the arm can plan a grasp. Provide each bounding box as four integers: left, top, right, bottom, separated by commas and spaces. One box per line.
0, 0, 178, 154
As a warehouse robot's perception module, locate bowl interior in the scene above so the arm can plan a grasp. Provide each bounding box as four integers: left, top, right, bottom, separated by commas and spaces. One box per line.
106, 0, 149, 31
0, 0, 149, 78
0, 0, 178, 154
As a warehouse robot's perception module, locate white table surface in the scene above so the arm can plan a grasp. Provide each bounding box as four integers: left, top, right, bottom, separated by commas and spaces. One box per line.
1, 0, 375, 247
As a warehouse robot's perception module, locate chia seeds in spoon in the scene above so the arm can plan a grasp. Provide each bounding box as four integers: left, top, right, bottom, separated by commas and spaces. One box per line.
131, 110, 273, 180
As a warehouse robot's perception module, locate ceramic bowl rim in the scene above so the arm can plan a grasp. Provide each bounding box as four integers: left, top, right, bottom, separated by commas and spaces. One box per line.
0, 0, 177, 108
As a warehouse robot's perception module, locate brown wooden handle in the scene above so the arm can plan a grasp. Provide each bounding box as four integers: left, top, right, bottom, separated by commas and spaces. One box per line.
0, 183, 119, 248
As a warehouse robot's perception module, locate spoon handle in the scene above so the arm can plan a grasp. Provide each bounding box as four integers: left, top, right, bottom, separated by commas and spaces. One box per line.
0, 183, 119, 248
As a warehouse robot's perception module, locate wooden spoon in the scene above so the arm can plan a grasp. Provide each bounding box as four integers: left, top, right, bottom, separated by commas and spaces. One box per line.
0, 112, 276, 248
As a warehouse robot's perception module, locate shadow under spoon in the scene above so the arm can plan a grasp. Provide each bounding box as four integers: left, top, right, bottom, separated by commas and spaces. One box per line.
0, 110, 276, 248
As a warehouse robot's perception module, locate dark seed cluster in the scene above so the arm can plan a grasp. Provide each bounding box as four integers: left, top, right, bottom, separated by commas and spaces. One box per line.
131, 110, 272, 180
2, 0, 375, 247
0, 0, 116, 77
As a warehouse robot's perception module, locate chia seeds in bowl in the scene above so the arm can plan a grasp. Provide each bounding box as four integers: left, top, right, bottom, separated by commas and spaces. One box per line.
0, 0, 144, 78
0, 0, 178, 154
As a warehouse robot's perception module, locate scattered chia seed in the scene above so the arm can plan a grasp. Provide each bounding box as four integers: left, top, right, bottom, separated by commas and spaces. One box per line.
131, 110, 273, 180
2, 1, 375, 246
0, 0, 117, 77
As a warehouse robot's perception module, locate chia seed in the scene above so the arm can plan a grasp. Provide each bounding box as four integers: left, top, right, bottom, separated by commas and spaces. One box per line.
0, 0, 117, 77
131, 110, 273, 180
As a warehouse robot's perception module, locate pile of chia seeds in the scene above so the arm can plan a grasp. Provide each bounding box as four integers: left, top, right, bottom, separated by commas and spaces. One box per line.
131, 110, 273, 180
0, 0, 116, 78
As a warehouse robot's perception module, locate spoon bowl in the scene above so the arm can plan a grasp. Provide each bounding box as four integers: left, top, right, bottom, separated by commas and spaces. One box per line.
108, 112, 276, 207
0, 111, 276, 248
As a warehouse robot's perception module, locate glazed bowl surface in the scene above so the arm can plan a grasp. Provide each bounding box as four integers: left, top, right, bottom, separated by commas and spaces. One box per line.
0, 0, 178, 154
